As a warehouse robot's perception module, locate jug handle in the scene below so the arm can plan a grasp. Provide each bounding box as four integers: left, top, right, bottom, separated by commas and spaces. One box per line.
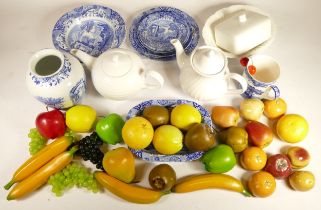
143, 70, 164, 89
262, 85, 280, 100
226, 73, 248, 94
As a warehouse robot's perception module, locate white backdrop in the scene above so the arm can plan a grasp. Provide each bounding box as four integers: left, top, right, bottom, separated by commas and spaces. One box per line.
1, 0, 321, 210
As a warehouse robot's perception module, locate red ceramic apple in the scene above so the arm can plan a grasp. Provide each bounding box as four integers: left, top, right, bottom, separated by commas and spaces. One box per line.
265, 154, 292, 179
36, 109, 66, 139
287, 146, 310, 169
245, 121, 273, 148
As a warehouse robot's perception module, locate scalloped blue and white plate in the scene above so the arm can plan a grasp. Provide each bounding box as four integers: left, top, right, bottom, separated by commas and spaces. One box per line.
129, 7, 199, 61
126, 99, 217, 162
52, 5, 125, 57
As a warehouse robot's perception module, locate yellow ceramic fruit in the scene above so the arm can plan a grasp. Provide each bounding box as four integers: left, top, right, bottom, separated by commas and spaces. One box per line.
122, 117, 154, 149
240, 147, 267, 171
102, 147, 135, 183
66, 105, 96, 132
276, 114, 309, 143
288, 171, 315, 191
263, 98, 287, 119
153, 125, 183, 155
170, 104, 201, 131
248, 171, 276, 197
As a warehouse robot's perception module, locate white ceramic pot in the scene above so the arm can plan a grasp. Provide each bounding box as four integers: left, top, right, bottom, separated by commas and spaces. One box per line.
26, 49, 86, 109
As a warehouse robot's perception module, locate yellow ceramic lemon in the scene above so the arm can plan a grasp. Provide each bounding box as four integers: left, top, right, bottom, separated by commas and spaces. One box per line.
170, 104, 201, 130
276, 114, 309, 143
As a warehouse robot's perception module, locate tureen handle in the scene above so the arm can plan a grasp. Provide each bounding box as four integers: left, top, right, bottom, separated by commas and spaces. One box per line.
143, 70, 164, 89
226, 73, 248, 94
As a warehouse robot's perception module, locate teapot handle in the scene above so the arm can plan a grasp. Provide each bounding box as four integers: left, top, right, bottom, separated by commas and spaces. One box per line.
143, 70, 164, 89
226, 73, 248, 94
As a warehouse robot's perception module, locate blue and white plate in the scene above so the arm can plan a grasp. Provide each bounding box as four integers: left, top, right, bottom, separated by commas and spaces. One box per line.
129, 7, 199, 60
126, 99, 217, 162
52, 5, 125, 57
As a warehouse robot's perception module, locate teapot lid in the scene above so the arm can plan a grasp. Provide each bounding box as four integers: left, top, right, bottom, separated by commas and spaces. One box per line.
191, 46, 226, 76
100, 50, 133, 77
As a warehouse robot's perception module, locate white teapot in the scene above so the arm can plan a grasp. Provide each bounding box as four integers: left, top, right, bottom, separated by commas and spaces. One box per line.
71, 48, 164, 100
171, 39, 247, 100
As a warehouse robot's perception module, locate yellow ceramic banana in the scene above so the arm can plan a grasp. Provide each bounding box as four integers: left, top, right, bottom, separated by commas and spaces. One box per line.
4, 136, 73, 190
95, 171, 168, 204
7, 147, 77, 200
172, 173, 252, 197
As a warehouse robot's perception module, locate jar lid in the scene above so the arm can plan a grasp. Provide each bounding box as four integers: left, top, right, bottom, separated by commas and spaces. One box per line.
100, 51, 133, 77
191, 47, 226, 76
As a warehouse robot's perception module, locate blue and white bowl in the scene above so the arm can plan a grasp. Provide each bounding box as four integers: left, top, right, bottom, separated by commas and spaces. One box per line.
126, 99, 216, 162
52, 5, 126, 57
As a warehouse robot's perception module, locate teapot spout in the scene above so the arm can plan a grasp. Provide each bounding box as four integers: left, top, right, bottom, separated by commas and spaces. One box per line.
171, 39, 189, 69
70, 49, 96, 70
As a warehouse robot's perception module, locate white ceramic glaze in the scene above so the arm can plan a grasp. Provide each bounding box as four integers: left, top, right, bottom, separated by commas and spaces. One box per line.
26, 49, 86, 109
71, 48, 164, 100
171, 39, 247, 100
242, 54, 280, 100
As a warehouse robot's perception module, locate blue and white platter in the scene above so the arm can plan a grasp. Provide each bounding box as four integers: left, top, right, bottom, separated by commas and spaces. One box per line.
52, 5, 126, 57
126, 99, 217, 162
129, 7, 199, 61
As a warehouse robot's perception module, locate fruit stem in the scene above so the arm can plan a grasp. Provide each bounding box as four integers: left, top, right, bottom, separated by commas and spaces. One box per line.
68, 146, 79, 155
4, 180, 15, 190
242, 189, 253, 197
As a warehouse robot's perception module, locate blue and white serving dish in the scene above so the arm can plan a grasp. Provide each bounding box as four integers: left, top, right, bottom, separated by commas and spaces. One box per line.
126, 99, 216, 162
52, 5, 125, 57
129, 7, 199, 61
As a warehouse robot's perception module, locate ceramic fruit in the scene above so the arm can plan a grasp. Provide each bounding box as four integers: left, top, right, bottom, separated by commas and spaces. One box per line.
240, 99, 264, 121
184, 123, 215, 151
245, 121, 273, 148
66, 105, 96, 133
142, 105, 169, 127
152, 125, 183, 155
218, 126, 248, 153
288, 171, 315, 191
71, 48, 164, 100
248, 171, 276, 197
287, 146, 310, 169
122, 117, 154, 150
96, 113, 125, 145
35, 109, 66, 139
276, 114, 309, 143
171, 39, 247, 101
26, 49, 86, 109
240, 147, 267, 171
102, 147, 135, 183
149, 164, 176, 191
265, 154, 292, 179
170, 104, 201, 131
211, 106, 240, 128
202, 144, 236, 173
263, 98, 287, 119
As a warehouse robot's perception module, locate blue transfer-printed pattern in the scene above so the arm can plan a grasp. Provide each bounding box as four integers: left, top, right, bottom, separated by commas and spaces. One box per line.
129, 6, 199, 61
242, 85, 264, 99
270, 85, 280, 99
29, 57, 71, 86
70, 78, 86, 104
52, 5, 125, 57
126, 99, 216, 162
35, 96, 65, 109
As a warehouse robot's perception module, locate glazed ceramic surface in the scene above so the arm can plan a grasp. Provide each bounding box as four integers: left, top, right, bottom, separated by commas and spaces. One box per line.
26, 49, 86, 109
126, 99, 216, 162
71, 48, 164, 100
171, 39, 248, 100
242, 54, 280, 99
129, 6, 199, 60
52, 5, 125, 57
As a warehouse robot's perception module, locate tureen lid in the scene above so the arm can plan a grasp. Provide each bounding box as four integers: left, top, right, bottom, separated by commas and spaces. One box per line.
100, 50, 133, 77
191, 46, 226, 76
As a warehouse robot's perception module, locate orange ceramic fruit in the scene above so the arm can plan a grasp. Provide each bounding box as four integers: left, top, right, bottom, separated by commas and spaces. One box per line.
263, 98, 287, 119
248, 171, 276, 197
240, 147, 267, 171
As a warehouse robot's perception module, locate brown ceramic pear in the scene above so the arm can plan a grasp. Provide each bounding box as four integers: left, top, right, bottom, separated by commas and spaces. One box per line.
184, 123, 215, 151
